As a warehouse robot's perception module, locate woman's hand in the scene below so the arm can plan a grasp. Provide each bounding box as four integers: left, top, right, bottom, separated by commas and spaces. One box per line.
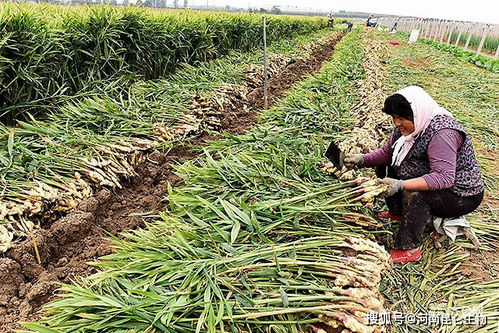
344, 154, 364, 169
380, 177, 430, 196
381, 177, 404, 196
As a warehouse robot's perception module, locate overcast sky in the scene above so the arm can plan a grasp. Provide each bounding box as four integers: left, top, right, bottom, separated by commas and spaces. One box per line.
188, 0, 499, 24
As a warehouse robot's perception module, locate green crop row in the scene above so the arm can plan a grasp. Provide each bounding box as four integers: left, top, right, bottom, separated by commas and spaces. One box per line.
420, 38, 499, 72
448, 31, 499, 53
0, 28, 334, 244
21, 29, 370, 333
396, 31, 498, 72
0, 4, 326, 122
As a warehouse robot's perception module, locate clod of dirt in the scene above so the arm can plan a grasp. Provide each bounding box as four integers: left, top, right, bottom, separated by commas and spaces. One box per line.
0, 258, 24, 306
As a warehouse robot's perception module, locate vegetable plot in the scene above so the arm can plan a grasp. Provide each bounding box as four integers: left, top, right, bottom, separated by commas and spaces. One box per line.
368, 29, 499, 333
0, 28, 337, 253
0, 4, 326, 122
21, 29, 396, 333
5, 10, 497, 333
27, 235, 390, 333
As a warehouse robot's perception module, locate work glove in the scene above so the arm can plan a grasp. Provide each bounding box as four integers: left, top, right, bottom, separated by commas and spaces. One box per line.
380, 177, 404, 197
343, 154, 364, 169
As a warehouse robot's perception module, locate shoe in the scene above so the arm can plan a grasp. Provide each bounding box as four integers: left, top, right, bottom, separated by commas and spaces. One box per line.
377, 211, 403, 221
389, 248, 421, 264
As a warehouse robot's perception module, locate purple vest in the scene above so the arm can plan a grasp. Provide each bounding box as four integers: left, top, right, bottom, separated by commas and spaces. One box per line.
392, 115, 484, 196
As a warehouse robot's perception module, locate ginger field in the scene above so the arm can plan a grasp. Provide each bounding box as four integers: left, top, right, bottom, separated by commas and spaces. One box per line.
0, 5, 498, 333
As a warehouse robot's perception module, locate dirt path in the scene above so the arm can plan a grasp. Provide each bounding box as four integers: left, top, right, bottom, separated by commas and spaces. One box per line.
0, 32, 345, 332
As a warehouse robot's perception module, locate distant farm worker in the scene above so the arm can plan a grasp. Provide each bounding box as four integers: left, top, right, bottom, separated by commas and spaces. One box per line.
327, 12, 334, 28
367, 15, 373, 26
367, 15, 378, 27
390, 20, 399, 32
342, 20, 353, 32
344, 86, 484, 264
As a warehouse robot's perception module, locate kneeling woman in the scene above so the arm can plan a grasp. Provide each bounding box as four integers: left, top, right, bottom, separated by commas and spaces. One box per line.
345, 86, 484, 264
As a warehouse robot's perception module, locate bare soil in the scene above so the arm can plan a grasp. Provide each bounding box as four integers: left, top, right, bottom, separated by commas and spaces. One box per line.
459, 146, 499, 282
460, 246, 498, 282
0, 32, 345, 332
402, 57, 433, 70
246, 33, 344, 110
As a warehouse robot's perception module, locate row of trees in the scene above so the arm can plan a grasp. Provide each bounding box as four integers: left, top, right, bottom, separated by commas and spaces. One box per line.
248, 6, 282, 14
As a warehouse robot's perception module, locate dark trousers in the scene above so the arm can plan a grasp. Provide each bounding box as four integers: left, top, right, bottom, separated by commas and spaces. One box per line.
376, 167, 484, 249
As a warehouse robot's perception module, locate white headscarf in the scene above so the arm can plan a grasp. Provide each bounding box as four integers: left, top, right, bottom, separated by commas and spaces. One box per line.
391, 86, 453, 166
